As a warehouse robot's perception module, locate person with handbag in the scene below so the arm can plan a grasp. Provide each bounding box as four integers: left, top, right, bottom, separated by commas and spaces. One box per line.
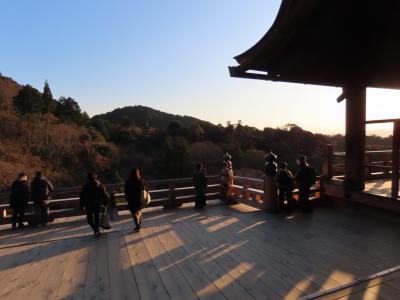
124, 168, 149, 233
80, 172, 110, 238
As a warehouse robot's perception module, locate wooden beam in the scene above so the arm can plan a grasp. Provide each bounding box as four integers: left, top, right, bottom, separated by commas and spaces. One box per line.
345, 86, 366, 193
392, 122, 400, 199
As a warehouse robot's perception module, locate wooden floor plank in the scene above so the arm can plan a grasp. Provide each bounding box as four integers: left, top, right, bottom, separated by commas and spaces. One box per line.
107, 231, 141, 300
140, 226, 198, 300
84, 235, 111, 300
171, 222, 256, 300
124, 230, 170, 300
177, 220, 272, 300
55, 237, 91, 300
191, 216, 319, 299
0, 243, 45, 299
153, 224, 225, 300
9, 240, 64, 300
35, 239, 75, 300
184, 218, 294, 300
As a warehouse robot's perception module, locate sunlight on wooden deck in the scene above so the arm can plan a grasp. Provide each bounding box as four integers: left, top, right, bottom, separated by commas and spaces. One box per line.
0, 203, 399, 299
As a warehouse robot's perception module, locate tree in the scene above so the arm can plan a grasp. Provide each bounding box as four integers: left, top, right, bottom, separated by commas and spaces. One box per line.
168, 120, 183, 137
187, 123, 205, 142
121, 116, 134, 128
42, 80, 57, 144
91, 118, 111, 140
56, 97, 82, 144
13, 85, 43, 146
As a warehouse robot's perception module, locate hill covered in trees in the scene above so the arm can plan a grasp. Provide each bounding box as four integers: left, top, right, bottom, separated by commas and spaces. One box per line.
0, 75, 393, 189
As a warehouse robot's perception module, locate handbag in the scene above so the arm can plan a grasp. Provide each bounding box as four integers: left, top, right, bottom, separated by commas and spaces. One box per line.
141, 189, 151, 206
100, 206, 111, 229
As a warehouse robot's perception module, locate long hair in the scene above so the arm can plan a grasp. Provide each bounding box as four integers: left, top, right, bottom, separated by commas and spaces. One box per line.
131, 168, 142, 181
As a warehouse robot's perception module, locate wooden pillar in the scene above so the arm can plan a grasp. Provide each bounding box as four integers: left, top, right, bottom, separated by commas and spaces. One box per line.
345, 86, 366, 194
392, 122, 400, 199
263, 175, 278, 212
322, 144, 333, 180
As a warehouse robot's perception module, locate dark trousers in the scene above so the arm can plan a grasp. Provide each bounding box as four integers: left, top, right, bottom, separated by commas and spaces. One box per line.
299, 186, 312, 211
11, 206, 25, 227
35, 202, 49, 225
195, 191, 206, 208
86, 206, 100, 233
278, 189, 293, 210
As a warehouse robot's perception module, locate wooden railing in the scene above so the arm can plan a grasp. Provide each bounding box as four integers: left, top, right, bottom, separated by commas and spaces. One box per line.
0, 176, 220, 225
323, 143, 400, 199
230, 175, 323, 209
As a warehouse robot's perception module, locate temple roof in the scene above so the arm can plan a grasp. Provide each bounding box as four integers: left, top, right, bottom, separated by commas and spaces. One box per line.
229, 0, 400, 89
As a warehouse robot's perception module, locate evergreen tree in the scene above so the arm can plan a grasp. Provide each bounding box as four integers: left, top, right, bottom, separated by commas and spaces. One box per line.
13, 85, 43, 146
42, 80, 56, 144
56, 97, 82, 144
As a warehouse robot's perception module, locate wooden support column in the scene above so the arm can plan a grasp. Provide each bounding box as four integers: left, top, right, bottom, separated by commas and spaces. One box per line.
392, 122, 400, 199
345, 86, 366, 194
323, 144, 333, 180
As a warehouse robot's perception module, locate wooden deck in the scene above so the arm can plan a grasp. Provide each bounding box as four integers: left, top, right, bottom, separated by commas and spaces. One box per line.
364, 179, 394, 199
0, 202, 399, 300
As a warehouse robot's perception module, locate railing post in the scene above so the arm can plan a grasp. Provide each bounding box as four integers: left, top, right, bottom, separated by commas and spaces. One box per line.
168, 183, 177, 208
392, 122, 400, 199
263, 175, 278, 212
323, 144, 333, 180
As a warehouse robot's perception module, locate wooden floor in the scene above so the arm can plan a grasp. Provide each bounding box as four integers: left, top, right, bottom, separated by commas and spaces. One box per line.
0, 202, 399, 300
365, 179, 394, 198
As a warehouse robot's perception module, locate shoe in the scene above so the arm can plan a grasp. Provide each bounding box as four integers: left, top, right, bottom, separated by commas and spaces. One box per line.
94, 231, 101, 238
134, 226, 141, 233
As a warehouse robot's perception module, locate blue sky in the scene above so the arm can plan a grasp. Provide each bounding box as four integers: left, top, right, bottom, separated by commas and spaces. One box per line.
1, 0, 399, 134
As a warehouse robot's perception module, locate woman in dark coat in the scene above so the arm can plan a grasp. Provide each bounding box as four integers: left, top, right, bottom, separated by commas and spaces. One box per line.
124, 168, 146, 232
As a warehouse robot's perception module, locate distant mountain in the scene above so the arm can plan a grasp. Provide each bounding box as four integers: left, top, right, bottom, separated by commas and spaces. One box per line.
92, 105, 216, 129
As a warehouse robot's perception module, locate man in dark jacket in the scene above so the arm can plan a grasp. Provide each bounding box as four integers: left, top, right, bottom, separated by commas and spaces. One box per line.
10, 173, 29, 229
31, 171, 54, 226
193, 163, 207, 209
295, 155, 316, 212
80, 173, 109, 237
275, 162, 295, 211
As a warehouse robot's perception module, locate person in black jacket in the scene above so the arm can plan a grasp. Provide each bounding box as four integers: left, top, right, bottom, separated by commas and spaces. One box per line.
193, 163, 207, 209
30, 171, 54, 226
275, 162, 295, 211
295, 155, 316, 213
80, 173, 109, 238
10, 173, 29, 229
124, 168, 146, 232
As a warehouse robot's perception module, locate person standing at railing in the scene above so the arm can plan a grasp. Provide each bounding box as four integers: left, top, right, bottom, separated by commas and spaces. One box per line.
193, 163, 207, 209
31, 171, 54, 226
124, 168, 147, 233
275, 162, 295, 211
220, 162, 233, 204
80, 172, 110, 238
9, 173, 29, 229
295, 155, 316, 213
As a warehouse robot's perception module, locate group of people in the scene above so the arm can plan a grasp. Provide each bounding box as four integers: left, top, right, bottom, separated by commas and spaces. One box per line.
8, 155, 315, 235
275, 155, 316, 212
9, 171, 54, 229
192, 154, 316, 213
79, 168, 148, 238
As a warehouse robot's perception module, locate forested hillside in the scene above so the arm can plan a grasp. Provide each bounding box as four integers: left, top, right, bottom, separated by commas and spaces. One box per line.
0, 75, 392, 190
